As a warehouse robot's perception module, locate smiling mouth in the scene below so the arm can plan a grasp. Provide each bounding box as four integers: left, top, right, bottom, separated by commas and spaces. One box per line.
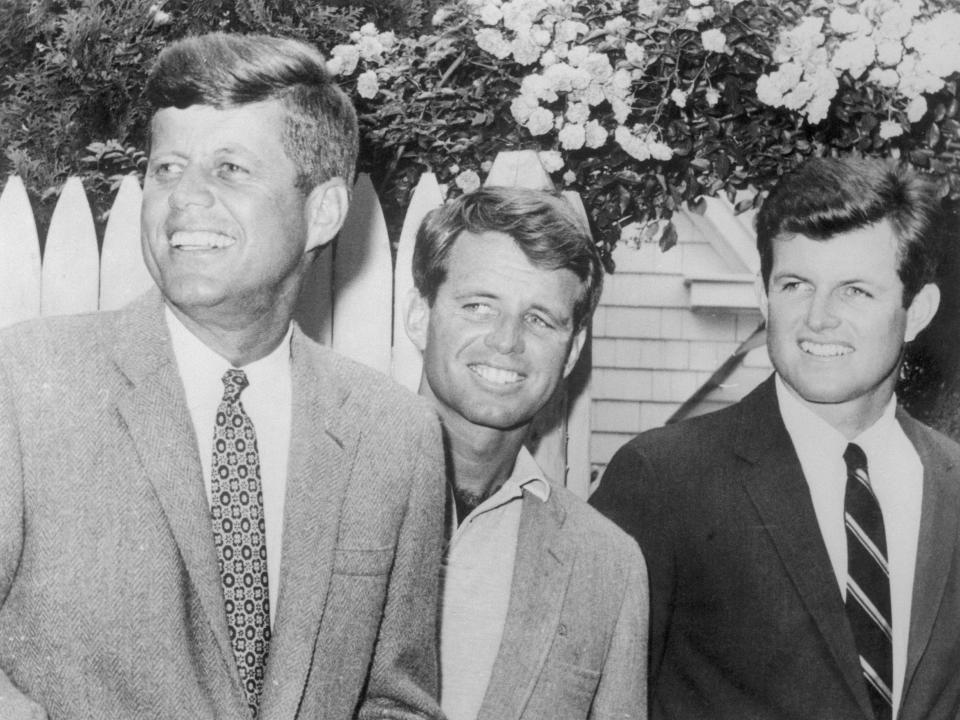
169, 230, 236, 250
799, 340, 851, 358
469, 364, 523, 385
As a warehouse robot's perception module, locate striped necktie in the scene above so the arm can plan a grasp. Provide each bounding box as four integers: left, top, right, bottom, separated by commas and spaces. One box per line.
844, 442, 892, 720
210, 369, 271, 717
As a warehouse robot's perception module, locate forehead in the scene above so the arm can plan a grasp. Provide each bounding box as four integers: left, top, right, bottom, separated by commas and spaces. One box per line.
149, 100, 288, 154
770, 220, 901, 280
442, 230, 582, 305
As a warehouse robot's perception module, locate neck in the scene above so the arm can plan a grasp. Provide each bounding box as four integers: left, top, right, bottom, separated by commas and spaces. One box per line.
437, 409, 529, 503
167, 300, 293, 367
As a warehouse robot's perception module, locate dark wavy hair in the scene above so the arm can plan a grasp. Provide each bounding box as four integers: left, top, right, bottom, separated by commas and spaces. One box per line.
413, 186, 604, 331
756, 156, 943, 306
144, 32, 358, 192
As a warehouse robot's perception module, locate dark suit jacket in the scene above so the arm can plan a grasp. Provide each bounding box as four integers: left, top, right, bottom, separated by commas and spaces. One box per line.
590, 376, 960, 720
476, 487, 648, 720
0, 291, 446, 720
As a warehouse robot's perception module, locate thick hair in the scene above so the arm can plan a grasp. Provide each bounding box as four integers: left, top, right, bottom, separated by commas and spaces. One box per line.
144, 33, 358, 191
413, 186, 604, 331
756, 156, 942, 306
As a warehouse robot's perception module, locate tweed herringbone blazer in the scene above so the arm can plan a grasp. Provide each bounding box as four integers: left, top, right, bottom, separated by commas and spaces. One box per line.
591, 376, 960, 720
0, 290, 446, 720
474, 484, 649, 720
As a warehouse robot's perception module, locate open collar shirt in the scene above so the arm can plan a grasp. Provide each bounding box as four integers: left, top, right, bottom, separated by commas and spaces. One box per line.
776, 375, 923, 717
440, 447, 550, 720
165, 306, 292, 623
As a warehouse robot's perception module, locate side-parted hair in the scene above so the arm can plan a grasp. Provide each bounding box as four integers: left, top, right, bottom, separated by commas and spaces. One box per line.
413, 186, 604, 331
756, 156, 942, 306
144, 32, 359, 192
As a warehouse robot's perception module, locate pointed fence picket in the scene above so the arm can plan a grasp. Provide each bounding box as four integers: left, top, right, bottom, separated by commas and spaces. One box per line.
0, 150, 593, 494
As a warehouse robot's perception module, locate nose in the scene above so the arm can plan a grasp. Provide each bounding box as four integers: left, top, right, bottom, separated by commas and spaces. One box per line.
484, 315, 525, 355
804, 290, 840, 332
168, 166, 215, 210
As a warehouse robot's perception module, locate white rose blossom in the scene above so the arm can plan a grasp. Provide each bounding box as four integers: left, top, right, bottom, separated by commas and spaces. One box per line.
647, 140, 674, 162
625, 42, 646, 67
538, 150, 564, 172
670, 88, 688, 107
512, 36, 543, 65
562, 170, 577, 185
455, 170, 482, 193
479, 4, 503, 25
566, 101, 590, 124
330, 44, 360, 76
476, 28, 512, 59
906, 95, 928, 123
705, 87, 721, 107
701, 29, 728, 54
878, 120, 904, 139
558, 123, 586, 150
615, 125, 651, 161
526, 107, 556, 135
356, 70, 379, 99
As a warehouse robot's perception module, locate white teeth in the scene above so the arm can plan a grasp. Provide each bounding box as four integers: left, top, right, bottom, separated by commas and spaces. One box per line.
800, 340, 850, 358
169, 231, 236, 249
470, 364, 522, 384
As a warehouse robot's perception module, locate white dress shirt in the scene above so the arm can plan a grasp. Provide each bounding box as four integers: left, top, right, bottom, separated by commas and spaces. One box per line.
165, 307, 292, 623
776, 375, 923, 717
440, 447, 550, 720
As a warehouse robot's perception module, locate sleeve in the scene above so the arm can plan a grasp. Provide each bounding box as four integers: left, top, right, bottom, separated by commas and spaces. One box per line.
589, 543, 649, 720
357, 407, 446, 720
0, 356, 48, 719
589, 442, 675, 695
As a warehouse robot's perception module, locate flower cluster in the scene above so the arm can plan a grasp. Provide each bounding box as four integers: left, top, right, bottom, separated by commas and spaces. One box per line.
758, 0, 960, 134
325, 0, 960, 257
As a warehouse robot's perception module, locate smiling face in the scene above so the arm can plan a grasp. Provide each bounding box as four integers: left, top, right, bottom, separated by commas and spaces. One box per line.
762, 220, 939, 433
141, 100, 341, 334
406, 230, 586, 436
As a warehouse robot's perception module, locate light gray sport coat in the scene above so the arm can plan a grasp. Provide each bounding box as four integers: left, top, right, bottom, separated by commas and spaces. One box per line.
0, 290, 447, 720
475, 484, 649, 720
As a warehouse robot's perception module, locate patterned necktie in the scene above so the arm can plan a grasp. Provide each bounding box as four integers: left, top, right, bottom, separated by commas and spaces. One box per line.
210, 369, 270, 717
843, 442, 892, 720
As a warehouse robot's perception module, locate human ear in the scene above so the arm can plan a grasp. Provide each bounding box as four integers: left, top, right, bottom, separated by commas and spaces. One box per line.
905, 283, 941, 342
755, 272, 769, 325
304, 178, 350, 253
403, 289, 430, 353
563, 326, 587, 378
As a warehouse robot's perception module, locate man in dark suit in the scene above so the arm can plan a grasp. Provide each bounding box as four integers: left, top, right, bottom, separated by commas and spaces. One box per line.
0, 33, 445, 719
591, 156, 960, 720
404, 187, 648, 720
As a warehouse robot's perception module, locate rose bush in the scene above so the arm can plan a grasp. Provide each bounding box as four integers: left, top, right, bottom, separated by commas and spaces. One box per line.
329, 0, 960, 266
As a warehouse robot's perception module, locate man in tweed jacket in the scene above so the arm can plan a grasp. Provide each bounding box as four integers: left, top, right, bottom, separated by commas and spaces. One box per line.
404, 187, 648, 720
0, 33, 445, 720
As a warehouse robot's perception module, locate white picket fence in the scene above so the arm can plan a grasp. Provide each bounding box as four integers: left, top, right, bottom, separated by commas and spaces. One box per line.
0, 150, 592, 496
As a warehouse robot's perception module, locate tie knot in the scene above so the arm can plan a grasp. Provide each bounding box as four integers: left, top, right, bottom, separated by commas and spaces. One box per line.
221, 368, 249, 403
844, 442, 868, 475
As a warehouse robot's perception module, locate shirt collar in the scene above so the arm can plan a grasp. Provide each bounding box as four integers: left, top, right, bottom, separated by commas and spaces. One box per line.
164, 305, 292, 399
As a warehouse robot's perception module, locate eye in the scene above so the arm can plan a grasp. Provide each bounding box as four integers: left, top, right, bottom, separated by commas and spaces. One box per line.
843, 285, 872, 299
148, 160, 183, 181
462, 302, 495, 316
525, 313, 553, 329
217, 162, 249, 179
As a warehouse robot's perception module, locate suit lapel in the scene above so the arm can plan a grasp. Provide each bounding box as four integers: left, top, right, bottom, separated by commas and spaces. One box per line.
111, 291, 238, 690
260, 329, 359, 717
477, 492, 574, 720
734, 378, 874, 718
899, 413, 960, 704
